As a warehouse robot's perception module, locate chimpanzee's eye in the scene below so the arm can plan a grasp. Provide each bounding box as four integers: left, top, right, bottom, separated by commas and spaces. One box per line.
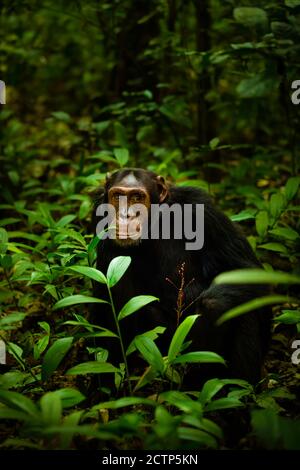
132, 193, 143, 202
113, 193, 122, 201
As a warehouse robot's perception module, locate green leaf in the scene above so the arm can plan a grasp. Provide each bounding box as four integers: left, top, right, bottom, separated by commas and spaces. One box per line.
217, 295, 293, 326
107, 256, 131, 288
285, 0, 300, 8
205, 397, 244, 411
0, 408, 29, 422
0, 390, 39, 417
269, 227, 299, 241
92, 397, 156, 410
198, 379, 228, 405
69, 266, 107, 284
237, 75, 278, 99
285, 176, 300, 200
276, 310, 300, 325
270, 193, 285, 220
160, 390, 203, 414
42, 337, 73, 381
79, 200, 91, 220
126, 326, 166, 355
56, 214, 76, 228
0, 313, 26, 328
114, 122, 128, 148
66, 361, 119, 375
53, 295, 108, 310
230, 210, 255, 222
61, 229, 87, 248
0, 228, 8, 246
259, 242, 288, 253
233, 7, 268, 28
178, 427, 217, 448
40, 392, 62, 425
52, 388, 86, 408
134, 336, 165, 374
113, 148, 129, 167
167, 315, 199, 363
51, 111, 71, 122
214, 269, 300, 285
173, 351, 225, 365
118, 295, 158, 320
256, 211, 269, 238
209, 137, 220, 150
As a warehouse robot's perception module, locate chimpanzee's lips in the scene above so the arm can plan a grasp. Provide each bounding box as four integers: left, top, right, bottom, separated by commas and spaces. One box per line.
116, 230, 141, 239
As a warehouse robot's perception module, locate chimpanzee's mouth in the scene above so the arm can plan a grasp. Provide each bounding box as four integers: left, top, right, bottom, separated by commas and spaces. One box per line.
116, 230, 141, 240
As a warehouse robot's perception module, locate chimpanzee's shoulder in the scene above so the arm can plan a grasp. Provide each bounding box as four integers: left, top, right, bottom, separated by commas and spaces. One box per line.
168, 184, 212, 205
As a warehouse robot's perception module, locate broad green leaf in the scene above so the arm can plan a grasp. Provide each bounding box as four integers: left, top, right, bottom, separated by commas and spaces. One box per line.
269, 193, 285, 220
256, 211, 269, 237
159, 390, 203, 414
0, 228, 8, 246
114, 122, 128, 148
269, 227, 299, 241
69, 266, 107, 284
259, 242, 288, 253
205, 397, 244, 411
51, 111, 71, 122
61, 229, 87, 248
40, 392, 62, 425
53, 295, 108, 310
234, 7, 268, 28
107, 256, 131, 288
0, 390, 39, 417
7, 342, 25, 370
113, 148, 129, 167
126, 326, 166, 355
92, 397, 156, 410
217, 295, 294, 326
173, 351, 225, 365
0, 313, 26, 327
134, 336, 165, 373
178, 427, 217, 448
118, 295, 158, 320
198, 379, 228, 406
42, 337, 73, 381
182, 415, 223, 440
285, 176, 300, 200
79, 200, 91, 220
167, 315, 199, 363
237, 75, 277, 99
52, 388, 85, 408
230, 210, 255, 222
33, 335, 50, 360
56, 214, 76, 228
0, 408, 30, 422
209, 137, 220, 150
285, 0, 300, 7
66, 361, 119, 375
276, 310, 300, 325
214, 269, 300, 285
38, 321, 51, 334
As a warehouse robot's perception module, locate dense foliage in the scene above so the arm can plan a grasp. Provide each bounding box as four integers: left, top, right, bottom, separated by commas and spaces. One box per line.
0, 0, 299, 450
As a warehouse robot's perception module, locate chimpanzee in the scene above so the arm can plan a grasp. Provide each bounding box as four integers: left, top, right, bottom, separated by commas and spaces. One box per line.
93, 168, 271, 386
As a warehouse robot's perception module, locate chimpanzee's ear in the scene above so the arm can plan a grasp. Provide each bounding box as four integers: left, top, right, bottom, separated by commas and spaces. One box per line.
156, 175, 168, 203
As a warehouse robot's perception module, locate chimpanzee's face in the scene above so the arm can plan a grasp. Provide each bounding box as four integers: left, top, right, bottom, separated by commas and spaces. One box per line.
106, 170, 167, 247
